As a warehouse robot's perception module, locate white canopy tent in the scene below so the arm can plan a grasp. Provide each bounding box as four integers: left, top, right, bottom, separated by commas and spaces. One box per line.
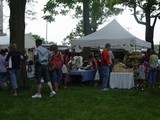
71, 19, 151, 51
0, 34, 36, 49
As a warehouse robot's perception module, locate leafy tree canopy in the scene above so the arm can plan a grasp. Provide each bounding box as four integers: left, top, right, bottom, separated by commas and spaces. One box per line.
43, 0, 124, 45
123, 0, 160, 24
29, 33, 56, 44
122, 0, 160, 49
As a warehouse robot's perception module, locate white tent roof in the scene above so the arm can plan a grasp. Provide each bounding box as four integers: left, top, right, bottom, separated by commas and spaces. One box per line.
71, 19, 151, 51
0, 34, 36, 49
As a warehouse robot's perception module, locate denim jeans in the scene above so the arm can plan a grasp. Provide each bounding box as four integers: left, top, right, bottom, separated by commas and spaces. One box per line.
9, 69, 19, 89
50, 67, 62, 84
0, 72, 8, 83
148, 67, 157, 84
101, 65, 109, 89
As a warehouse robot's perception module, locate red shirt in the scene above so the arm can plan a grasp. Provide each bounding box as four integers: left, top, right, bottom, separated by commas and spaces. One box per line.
89, 57, 98, 69
50, 51, 63, 67
101, 48, 110, 65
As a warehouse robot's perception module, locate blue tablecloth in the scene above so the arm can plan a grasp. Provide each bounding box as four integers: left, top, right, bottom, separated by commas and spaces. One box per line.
68, 70, 96, 82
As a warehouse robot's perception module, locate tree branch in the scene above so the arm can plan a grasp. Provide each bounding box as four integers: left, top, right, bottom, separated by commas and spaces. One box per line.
152, 12, 160, 27
133, 6, 146, 25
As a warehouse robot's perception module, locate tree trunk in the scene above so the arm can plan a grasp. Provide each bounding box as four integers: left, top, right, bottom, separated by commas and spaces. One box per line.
83, 0, 91, 36
145, 24, 154, 51
145, 10, 154, 51
9, 0, 28, 88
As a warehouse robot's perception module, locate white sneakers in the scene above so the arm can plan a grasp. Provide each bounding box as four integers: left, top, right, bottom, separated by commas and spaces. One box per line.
102, 88, 109, 91
50, 91, 56, 97
32, 93, 42, 98
32, 91, 56, 98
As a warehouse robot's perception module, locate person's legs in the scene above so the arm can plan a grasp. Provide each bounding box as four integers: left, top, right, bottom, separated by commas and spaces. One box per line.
51, 67, 62, 91
148, 67, 157, 88
0, 73, 3, 89
36, 83, 42, 94
57, 67, 62, 88
32, 64, 43, 98
42, 65, 56, 97
32, 83, 42, 98
62, 64, 68, 88
141, 79, 146, 91
152, 68, 156, 88
50, 70, 57, 91
138, 79, 144, 90
63, 73, 68, 88
101, 65, 109, 90
9, 70, 18, 96
0, 72, 8, 89
148, 68, 153, 88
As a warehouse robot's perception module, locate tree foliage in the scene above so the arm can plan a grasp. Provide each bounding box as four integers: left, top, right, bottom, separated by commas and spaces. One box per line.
29, 33, 56, 44
123, 0, 160, 50
43, 0, 123, 45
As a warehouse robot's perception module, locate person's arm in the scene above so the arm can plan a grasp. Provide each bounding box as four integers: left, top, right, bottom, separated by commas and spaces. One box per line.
149, 56, 152, 66
110, 51, 115, 64
88, 58, 92, 67
5, 52, 11, 62
59, 52, 64, 64
20, 52, 27, 61
33, 49, 39, 64
64, 55, 69, 65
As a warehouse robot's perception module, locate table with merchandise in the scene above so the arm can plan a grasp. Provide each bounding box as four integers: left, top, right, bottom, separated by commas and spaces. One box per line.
109, 72, 135, 89
68, 69, 96, 82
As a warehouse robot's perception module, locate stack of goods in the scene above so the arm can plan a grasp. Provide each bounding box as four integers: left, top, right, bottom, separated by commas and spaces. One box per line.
112, 62, 133, 72
125, 52, 142, 66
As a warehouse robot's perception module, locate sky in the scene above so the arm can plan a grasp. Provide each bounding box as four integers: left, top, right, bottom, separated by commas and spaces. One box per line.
2, 1, 160, 45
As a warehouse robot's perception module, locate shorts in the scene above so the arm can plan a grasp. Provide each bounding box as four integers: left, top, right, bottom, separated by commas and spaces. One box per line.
35, 63, 51, 84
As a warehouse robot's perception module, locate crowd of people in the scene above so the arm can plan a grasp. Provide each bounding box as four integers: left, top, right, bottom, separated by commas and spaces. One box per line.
127, 50, 159, 91
0, 39, 160, 98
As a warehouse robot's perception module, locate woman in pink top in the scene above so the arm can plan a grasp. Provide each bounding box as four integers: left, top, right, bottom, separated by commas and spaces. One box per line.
49, 44, 64, 91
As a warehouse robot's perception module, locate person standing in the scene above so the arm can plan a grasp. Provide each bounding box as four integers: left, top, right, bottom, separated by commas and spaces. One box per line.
88, 53, 98, 86
148, 50, 158, 88
49, 44, 63, 91
32, 39, 56, 98
62, 49, 70, 89
88, 53, 98, 70
101, 43, 111, 91
137, 59, 146, 91
5, 43, 26, 96
0, 49, 7, 89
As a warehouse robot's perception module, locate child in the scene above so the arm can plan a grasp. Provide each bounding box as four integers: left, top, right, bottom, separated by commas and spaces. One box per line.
88, 53, 99, 86
137, 59, 146, 91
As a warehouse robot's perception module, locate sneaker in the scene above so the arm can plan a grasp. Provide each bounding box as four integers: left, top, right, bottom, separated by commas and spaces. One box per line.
32, 93, 42, 98
102, 88, 109, 91
50, 91, 56, 97
11, 93, 18, 96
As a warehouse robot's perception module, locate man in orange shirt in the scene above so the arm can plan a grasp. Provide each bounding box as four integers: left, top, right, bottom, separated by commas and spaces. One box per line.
101, 43, 111, 91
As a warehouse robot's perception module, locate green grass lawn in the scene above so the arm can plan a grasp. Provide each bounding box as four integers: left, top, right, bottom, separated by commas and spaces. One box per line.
0, 80, 160, 120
